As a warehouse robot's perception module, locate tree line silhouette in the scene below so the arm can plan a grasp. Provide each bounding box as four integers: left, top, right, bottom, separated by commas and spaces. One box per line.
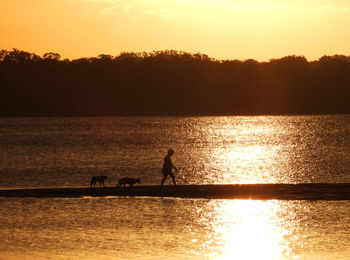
1, 48, 350, 116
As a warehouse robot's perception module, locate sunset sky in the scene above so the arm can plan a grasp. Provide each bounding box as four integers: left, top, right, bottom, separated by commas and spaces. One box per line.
1, 0, 350, 61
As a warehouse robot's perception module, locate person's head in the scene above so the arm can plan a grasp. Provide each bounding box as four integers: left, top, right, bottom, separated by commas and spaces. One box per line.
168, 149, 174, 155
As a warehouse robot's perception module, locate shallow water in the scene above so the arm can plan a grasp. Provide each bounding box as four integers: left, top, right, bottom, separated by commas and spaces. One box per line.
1, 115, 350, 259
0, 197, 349, 260
0, 115, 350, 188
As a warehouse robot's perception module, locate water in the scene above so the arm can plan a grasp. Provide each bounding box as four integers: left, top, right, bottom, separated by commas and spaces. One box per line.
1, 115, 350, 259
1, 115, 350, 188
1, 197, 350, 259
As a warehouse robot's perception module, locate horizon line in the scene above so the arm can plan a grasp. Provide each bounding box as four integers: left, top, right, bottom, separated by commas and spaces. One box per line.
2, 47, 350, 63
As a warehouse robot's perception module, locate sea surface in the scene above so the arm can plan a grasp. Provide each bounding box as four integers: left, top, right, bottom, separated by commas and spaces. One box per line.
1, 115, 350, 259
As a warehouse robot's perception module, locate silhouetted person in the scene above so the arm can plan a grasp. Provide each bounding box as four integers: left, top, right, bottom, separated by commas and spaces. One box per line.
161, 149, 178, 187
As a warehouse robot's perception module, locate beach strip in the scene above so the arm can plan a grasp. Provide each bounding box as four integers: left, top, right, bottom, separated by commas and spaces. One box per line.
1, 184, 350, 200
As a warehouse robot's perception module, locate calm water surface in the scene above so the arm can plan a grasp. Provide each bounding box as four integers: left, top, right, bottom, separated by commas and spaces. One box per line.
1, 115, 350, 259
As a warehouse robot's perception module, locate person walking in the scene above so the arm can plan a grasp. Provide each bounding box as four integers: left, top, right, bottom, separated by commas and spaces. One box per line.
161, 149, 178, 187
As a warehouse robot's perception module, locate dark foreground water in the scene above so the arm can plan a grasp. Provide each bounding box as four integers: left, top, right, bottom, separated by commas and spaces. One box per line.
1, 115, 350, 259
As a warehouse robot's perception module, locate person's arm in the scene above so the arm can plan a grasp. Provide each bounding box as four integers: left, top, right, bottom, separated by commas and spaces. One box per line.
170, 158, 178, 171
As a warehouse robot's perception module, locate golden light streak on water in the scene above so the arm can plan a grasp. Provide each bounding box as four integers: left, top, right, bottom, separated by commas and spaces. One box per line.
197, 200, 295, 259
202, 116, 284, 184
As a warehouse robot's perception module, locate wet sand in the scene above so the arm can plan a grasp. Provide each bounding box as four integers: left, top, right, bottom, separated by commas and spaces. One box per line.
1, 184, 350, 200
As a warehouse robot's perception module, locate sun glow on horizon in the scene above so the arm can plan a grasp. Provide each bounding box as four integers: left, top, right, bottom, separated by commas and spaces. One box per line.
1, 0, 350, 60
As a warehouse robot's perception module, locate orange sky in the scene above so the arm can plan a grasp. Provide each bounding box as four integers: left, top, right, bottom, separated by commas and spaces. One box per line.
1, 0, 350, 61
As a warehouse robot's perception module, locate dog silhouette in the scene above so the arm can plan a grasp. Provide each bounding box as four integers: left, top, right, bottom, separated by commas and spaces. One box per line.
90, 176, 107, 187
119, 177, 141, 187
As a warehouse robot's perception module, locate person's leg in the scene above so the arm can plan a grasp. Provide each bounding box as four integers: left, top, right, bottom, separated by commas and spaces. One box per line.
170, 173, 176, 186
160, 174, 167, 186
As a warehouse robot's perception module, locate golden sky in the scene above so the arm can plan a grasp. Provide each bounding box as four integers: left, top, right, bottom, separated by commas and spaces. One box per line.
1, 0, 350, 61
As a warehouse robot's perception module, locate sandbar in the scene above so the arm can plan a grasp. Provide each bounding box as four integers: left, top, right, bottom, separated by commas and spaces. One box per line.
0, 184, 350, 200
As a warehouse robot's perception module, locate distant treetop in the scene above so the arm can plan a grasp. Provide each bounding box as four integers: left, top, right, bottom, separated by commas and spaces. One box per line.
1, 48, 350, 116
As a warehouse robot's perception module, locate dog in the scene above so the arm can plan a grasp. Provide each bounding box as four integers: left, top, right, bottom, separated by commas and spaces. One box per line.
90, 175, 107, 187
118, 177, 141, 187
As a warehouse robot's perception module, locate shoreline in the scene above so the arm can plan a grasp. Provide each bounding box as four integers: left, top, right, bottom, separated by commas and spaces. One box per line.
1, 184, 350, 200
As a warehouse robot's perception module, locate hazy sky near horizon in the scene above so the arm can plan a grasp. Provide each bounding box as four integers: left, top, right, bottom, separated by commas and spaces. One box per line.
1, 0, 350, 61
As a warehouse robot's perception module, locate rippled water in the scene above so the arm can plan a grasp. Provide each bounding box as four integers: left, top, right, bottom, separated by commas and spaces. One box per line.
1, 115, 350, 259
0, 115, 350, 188
0, 197, 349, 260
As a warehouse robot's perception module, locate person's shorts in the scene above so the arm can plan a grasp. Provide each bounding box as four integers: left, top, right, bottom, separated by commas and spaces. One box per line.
162, 170, 174, 177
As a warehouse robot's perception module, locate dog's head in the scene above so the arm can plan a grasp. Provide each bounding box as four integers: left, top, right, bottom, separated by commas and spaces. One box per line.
136, 178, 141, 184
102, 176, 108, 180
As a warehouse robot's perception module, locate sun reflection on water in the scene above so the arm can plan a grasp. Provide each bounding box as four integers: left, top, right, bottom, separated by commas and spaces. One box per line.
203, 116, 285, 183
213, 144, 282, 183
197, 200, 293, 260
